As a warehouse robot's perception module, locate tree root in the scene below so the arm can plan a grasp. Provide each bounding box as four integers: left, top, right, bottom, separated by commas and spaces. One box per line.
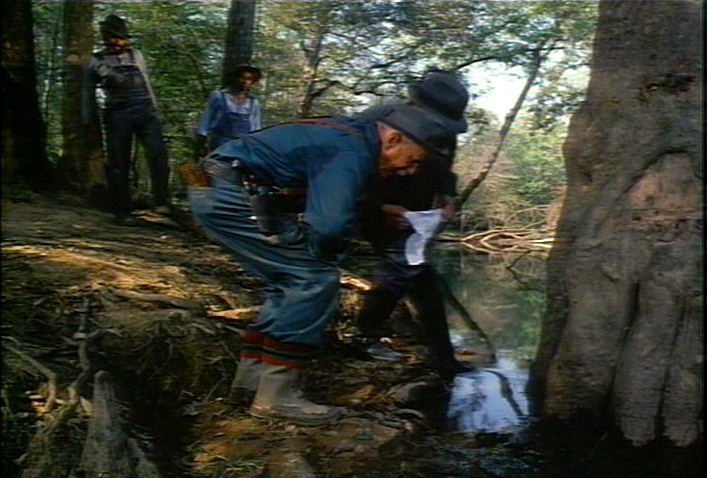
2, 341, 58, 412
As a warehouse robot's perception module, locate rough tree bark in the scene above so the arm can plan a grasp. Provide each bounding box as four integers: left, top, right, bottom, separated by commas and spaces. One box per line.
57, 1, 107, 202
222, 0, 257, 87
1, 1, 55, 190
529, 0, 702, 448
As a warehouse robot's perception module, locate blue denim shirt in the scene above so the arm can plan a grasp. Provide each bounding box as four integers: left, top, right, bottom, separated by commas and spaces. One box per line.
212, 118, 380, 262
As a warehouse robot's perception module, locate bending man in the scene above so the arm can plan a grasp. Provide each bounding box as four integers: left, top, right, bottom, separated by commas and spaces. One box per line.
189, 97, 463, 425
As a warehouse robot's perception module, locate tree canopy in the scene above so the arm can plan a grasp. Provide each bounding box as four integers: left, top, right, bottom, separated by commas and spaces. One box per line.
29, 1, 596, 225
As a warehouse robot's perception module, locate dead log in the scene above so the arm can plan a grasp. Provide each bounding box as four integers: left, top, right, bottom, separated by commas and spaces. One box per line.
79, 370, 160, 478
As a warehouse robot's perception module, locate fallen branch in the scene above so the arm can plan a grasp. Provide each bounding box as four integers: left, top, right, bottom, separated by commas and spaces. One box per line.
110, 289, 204, 313
2, 341, 58, 412
434, 272, 496, 357
439, 227, 554, 255
207, 306, 260, 321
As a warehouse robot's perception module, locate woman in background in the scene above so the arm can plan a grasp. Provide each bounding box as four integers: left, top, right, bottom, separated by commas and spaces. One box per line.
195, 64, 262, 157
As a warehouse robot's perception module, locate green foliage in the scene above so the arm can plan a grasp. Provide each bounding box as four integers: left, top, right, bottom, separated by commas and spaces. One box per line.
32, 1, 64, 163
31, 1, 595, 204
505, 117, 567, 205
452, 115, 568, 231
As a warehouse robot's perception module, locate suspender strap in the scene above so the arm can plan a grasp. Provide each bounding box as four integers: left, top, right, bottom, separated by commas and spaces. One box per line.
282, 118, 365, 140
203, 118, 366, 197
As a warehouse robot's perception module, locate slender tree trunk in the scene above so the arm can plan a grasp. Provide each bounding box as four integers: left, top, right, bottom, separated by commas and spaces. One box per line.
1, 1, 54, 191
222, 0, 257, 87
297, 33, 324, 118
455, 43, 547, 208
57, 1, 106, 202
529, 0, 701, 450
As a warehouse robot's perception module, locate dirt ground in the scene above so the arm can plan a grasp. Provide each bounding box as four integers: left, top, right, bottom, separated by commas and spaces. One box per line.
2, 189, 510, 478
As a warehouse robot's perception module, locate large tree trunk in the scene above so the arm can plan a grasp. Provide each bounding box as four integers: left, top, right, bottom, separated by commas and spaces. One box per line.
222, 0, 257, 87
1, 1, 55, 191
57, 1, 107, 202
529, 0, 702, 449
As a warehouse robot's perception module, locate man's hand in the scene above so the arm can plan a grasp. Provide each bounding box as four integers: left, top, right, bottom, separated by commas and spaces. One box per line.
381, 204, 411, 230
95, 61, 112, 78
95, 61, 126, 87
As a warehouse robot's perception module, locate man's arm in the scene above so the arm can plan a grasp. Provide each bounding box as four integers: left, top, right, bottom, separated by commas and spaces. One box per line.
381, 204, 411, 230
304, 150, 373, 263
81, 56, 100, 125
131, 48, 159, 109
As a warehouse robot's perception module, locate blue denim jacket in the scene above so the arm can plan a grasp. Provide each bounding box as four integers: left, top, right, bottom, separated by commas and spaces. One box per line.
211, 117, 380, 262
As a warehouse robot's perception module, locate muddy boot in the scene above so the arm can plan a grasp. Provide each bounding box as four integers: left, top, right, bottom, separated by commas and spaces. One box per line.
248, 337, 344, 426
229, 330, 264, 403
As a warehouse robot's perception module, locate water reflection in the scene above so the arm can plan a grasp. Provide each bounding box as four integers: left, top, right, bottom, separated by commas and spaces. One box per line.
447, 350, 529, 432
433, 246, 545, 433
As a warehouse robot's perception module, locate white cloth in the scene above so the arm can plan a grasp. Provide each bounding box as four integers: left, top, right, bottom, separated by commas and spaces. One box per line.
403, 209, 443, 265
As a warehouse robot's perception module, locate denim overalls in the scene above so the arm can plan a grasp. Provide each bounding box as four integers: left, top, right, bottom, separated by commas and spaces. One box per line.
210, 93, 257, 150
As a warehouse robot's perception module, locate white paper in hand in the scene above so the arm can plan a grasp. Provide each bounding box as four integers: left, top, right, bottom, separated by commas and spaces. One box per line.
403, 209, 443, 265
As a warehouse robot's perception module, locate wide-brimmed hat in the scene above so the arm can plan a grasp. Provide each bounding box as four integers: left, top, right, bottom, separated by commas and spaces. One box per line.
359, 103, 457, 159
100, 15, 130, 40
408, 71, 468, 133
230, 64, 262, 81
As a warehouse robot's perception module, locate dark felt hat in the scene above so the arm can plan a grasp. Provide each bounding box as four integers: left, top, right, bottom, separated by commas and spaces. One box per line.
358, 103, 457, 159
230, 64, 262, 81
100, 15, 130, 40
408, 70, 469, 133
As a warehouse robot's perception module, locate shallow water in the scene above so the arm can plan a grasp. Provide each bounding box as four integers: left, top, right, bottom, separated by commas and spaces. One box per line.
432, 247, 542, 433
447, 349, 529, 433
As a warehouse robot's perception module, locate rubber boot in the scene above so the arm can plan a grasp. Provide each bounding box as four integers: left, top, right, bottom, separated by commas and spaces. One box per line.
248, 336, 344, 425
229, 330, 264, 402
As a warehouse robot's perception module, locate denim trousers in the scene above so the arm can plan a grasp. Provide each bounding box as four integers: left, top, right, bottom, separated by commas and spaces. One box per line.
104, 103, 170, 215
189, 177, 340, 347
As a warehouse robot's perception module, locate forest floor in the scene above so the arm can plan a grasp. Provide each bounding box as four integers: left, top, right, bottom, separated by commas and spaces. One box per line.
3, 188, 699, 478
1, 188, 536, 478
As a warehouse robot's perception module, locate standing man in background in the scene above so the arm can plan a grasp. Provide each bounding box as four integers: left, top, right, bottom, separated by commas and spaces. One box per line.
82, 15, 171, 225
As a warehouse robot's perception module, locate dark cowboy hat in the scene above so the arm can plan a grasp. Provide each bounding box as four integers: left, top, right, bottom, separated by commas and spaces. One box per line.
100, 15, 130, 40
408, 70, 469, 133
230, 64, 262, 81
358, 103, 458, 159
